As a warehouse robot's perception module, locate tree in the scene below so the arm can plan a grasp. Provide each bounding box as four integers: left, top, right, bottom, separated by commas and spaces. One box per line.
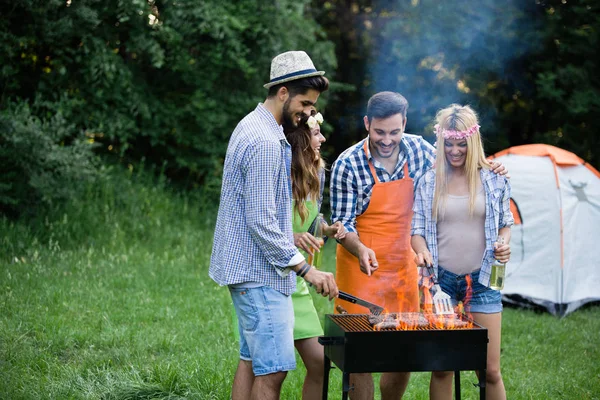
314, 0, 600, 165
0, 0, 338, 215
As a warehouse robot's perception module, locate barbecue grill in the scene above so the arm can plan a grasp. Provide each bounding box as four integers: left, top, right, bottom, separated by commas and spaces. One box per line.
318, 313, 488, 400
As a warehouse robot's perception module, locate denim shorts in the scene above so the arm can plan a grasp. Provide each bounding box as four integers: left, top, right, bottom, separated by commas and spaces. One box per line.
229, 285, 296, 375
437, 267, 503, 314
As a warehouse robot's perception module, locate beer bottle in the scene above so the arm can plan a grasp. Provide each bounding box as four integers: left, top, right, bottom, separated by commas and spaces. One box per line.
309, 213, 325, 269
489, 236, 506, 290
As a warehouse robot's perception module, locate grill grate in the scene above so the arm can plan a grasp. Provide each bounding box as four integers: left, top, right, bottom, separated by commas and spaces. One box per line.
330, 313, 481, 332
331, 314, 373, 331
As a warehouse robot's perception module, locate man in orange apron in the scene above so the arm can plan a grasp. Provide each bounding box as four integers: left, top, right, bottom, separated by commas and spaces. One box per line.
330, 92, 506, 399
330, 91, 429, 399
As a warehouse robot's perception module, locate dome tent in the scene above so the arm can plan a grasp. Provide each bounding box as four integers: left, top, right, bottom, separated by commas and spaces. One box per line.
491, 144, 600, 317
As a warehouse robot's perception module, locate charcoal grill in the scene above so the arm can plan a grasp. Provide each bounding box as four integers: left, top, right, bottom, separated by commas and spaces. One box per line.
318, 313, 488, 399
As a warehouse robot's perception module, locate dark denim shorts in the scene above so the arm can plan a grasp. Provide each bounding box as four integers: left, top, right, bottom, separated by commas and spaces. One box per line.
437, 267, 502, 314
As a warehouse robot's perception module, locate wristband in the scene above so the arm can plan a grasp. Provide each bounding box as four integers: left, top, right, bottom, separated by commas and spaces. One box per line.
297, 262, 311, 278
296, 264, 306, 277
298, 263, 310, 278
301, 264, 312, 278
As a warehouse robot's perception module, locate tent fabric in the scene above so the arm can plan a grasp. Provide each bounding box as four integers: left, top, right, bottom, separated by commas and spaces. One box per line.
490, 144, 600, 317
494, 144, 600, 175
510, 199, 522, 225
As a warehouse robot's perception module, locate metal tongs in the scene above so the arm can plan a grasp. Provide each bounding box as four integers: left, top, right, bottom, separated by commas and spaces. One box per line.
425, 264, 453, 315
338, 290, 384, 315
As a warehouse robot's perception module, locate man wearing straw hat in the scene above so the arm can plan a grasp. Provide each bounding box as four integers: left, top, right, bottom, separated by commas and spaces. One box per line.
210, 51, 338, 400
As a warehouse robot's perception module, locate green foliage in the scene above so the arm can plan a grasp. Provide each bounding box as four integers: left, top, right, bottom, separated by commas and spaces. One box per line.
314, 0, 600, 165
0, 0, 337, 203
530, 1, 600, 163
0, 99, 99, 216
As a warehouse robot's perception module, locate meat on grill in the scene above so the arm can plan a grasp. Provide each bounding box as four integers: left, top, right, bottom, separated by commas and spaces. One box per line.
368, 312, 470, 329
368, 312, 429, 328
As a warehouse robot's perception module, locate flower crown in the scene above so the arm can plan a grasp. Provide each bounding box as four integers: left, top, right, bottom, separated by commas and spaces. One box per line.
307, 112, 324, 129
434, 123, 480, 140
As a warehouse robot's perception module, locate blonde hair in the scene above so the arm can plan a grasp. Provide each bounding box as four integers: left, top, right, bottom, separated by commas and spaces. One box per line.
432, 104, 491, 221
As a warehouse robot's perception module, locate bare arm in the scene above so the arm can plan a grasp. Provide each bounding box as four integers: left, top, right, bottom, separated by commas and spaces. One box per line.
338, 232, 379, 276
291, 261, 338, 300
410, 235, 433, 267
494, 227, 512, 263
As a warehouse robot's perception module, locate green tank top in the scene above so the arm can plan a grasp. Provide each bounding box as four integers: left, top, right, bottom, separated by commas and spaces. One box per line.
292, 200, 319, 258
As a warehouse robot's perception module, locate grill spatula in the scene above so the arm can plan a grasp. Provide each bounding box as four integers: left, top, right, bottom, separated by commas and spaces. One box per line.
338, 290, 384, 315
425, 264, 454, 315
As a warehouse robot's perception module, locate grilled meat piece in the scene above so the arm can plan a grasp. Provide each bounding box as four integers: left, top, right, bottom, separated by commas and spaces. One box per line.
368, 312, 470, 329
368, 312, 430, 328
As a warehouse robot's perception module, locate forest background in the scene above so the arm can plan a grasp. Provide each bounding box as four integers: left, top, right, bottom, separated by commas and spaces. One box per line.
1, 0, 599, 216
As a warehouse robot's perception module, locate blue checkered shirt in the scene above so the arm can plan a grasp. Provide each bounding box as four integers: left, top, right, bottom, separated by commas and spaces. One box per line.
411, 168, 514, 286
209, 104, 299, 295
330, 134, 436, 234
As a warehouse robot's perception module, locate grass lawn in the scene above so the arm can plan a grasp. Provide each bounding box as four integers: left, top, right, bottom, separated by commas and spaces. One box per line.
1, 174, 599, 399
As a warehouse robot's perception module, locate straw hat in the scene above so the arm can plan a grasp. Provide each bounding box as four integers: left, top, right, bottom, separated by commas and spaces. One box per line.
264, 51, 325, 89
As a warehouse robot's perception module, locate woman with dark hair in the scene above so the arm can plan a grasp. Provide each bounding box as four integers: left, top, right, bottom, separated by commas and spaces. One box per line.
284, 110, 346, 399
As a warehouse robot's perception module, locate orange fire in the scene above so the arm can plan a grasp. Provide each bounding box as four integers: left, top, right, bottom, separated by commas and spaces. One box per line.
372, 271, 474, 331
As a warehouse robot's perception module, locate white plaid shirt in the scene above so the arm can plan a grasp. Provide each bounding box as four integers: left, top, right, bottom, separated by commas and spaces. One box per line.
209, 104, 299, 295
330, 134, 436, 234
411, 168, 514, 286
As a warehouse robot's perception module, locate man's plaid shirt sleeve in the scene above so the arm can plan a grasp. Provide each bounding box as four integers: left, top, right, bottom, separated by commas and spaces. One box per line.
330, 157, 358, 234
500, 179, 514, 228
411, 176, 428, 238
413, 138, 436, 189
243, 140, 297, 268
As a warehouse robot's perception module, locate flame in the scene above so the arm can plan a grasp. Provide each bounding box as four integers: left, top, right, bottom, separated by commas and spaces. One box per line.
463, 274, 473, 315
371, 272, 475, 331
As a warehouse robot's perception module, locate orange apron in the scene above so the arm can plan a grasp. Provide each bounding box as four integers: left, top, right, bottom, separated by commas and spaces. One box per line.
335, 141, 419, 314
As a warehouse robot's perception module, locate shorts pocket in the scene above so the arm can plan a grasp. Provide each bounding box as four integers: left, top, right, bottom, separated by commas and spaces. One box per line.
437, 266, 446, 279
231, 288, 259, 333
471, 279, 489, 296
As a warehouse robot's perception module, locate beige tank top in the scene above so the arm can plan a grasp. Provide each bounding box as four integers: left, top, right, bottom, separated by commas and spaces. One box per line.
437, 188, 486, 275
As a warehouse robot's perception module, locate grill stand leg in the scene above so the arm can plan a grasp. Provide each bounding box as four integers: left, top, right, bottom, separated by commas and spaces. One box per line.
479, 369, 486, 400
322, 355, 331, 400
342, 372, 351, 400
454, 371, 461, 400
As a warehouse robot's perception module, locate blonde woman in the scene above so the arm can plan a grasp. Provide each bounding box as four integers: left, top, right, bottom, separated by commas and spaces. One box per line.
411, 104, 513, 400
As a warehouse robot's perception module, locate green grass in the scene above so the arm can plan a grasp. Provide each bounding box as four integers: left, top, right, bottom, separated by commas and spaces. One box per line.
1, 170, 599, 399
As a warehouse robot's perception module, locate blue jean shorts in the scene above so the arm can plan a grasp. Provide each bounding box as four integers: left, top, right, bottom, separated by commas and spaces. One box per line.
229, 285, 296, 375
437, 267, 503, 314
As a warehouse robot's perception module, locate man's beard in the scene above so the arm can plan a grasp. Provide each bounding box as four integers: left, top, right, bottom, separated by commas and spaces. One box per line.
281, 98, 297, 130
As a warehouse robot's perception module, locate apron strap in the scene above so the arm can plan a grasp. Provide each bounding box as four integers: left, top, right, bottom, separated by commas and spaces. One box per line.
363, 140, 411, 183
402, 159, 409, 178
363, 140, 380, 184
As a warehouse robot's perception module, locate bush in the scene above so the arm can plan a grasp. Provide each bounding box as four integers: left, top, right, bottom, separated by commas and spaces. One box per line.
0, 0, 337, 191
0, 100, 100, 217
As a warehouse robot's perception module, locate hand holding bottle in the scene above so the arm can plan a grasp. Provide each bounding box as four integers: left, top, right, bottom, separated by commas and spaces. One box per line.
294, 232, 322, 255
493, 237, 511, 263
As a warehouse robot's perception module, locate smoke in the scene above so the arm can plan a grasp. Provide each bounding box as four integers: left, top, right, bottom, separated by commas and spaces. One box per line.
364, 0, 542, 141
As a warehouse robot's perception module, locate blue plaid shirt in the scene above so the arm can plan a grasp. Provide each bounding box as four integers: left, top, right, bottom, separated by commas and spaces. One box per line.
411, 168, 514, 286
209, 104, 299, 295
330, 134, 436, 234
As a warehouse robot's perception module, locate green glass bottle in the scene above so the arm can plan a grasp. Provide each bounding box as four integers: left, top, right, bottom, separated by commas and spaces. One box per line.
489, 237, 506, 290
308, 213, 325, 269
